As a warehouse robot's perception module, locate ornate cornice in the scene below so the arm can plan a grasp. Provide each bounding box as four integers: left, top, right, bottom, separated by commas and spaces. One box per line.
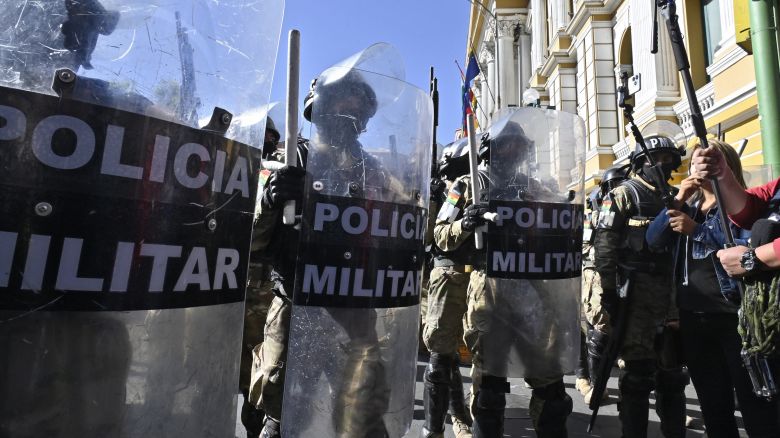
479, 44, 495, 64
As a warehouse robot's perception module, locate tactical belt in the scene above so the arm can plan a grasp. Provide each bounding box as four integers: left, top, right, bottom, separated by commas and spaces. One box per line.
433, 257, 477, 270
431, 260, 471, 273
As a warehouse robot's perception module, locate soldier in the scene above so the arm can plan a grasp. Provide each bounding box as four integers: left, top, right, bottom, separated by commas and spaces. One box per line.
438, 109, 583, 438
593, 132, 689, 437
577, 167, 627, 404
240, 117, 282, 438
0, 1, 284, 436
422, 138, 475, 438
250, 44, 430, 438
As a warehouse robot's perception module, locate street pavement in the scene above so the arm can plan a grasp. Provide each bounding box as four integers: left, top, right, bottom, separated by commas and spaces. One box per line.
236, 353, 747, 437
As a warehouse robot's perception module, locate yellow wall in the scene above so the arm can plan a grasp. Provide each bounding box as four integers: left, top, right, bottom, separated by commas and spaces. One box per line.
713, 56, 756, 100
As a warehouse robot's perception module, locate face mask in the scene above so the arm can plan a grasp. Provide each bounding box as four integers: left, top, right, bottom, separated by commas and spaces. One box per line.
317, 114, 362, 144
262, 140, 278, 157
660, 162, 678, 180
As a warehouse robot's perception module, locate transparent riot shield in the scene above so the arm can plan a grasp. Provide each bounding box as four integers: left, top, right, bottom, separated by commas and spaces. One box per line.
0, 1, 283, 436
480, 107, 586, 379
281, 46, 433, 438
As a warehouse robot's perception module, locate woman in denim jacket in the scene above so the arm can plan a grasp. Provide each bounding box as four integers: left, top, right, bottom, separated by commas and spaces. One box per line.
646, 139, 779, 438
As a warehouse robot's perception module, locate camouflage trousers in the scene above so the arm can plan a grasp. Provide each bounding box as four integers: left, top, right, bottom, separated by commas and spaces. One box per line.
621, 271, 673, 361
240, 262, 274, 393
423, 266, 469, 355
248, 294, 291, 421
464, 270, 566, 427
582, 267, 610, 333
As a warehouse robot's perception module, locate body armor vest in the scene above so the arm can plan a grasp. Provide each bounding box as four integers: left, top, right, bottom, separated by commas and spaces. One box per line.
619, 178, 671, 272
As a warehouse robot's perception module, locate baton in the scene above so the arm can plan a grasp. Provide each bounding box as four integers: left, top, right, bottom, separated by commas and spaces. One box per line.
466, 114, 488, 248
282, 29, 301, 225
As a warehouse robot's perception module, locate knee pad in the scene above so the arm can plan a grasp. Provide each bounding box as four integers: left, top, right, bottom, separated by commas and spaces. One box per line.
586, 328, 609, 358
424, 353, 453, 385
475, 375, 509, 411
619, 359, 656, 395
655, 367, 690, 393
533, 381, 573, 421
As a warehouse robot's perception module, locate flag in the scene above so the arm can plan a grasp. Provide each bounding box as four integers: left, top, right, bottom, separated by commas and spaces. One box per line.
464, 53, 480, 86
457, 53, 481, 131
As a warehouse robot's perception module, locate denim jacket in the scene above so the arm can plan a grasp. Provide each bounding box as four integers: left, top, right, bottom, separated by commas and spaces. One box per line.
645, 201, 749, 303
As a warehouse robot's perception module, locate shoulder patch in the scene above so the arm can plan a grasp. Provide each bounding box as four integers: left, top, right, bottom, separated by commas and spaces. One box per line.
596, 198, 616, 229
446, 186, 462, 206
258, 169, 272, 190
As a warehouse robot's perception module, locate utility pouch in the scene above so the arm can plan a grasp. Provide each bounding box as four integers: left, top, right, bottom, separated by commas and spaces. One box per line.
626, 217, 651, 252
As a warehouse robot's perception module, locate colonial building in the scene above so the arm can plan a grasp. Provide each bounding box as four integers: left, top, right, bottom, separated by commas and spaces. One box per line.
466, 0, 760, 191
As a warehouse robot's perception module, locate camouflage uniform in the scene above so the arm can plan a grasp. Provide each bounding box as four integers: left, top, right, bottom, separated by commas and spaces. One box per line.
582, 207, 609, 332
436, 174, 571, 438
594, 176, 687, 438
247, 149, 293, 424
420, 178, 474, 437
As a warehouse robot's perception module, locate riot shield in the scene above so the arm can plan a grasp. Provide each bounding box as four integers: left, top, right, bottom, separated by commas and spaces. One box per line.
481, 107, 586, 379
0, 1, 283, 436
281, 44, 433, 438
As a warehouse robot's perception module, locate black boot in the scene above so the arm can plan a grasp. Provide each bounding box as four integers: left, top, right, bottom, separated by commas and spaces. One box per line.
529, 379, 572, 438
472, 375, 508, 438
586, 328, 610, 392
576, 330, 590, 381
422, 353, 453, 437
240, 390, 265, 438
655, 367, 689, 438
618, 359, 656, 438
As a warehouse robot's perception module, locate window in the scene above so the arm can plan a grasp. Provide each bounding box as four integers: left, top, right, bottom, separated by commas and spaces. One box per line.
701, 0, 722, 68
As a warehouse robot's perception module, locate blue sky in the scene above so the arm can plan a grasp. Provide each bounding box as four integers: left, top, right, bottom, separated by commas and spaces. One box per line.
269, 0, 471, 145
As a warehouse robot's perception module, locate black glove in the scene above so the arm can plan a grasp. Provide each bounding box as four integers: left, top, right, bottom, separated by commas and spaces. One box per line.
261, 166, 306, 210
430, 178, 446, 202
461, 203, 488, 231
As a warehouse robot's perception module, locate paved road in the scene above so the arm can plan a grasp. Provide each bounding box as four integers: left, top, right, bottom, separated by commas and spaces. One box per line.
236, 354, 747, 437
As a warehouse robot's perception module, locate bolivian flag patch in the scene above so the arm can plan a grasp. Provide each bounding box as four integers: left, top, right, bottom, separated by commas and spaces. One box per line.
597, 199, 616, 228
259, 169, 272, 189
446, 188, 462, 206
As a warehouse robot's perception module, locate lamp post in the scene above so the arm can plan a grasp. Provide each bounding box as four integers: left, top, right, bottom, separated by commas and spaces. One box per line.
467, 0, 501, 111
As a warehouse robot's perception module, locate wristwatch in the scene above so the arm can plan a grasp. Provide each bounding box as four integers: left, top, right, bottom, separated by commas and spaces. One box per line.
740, 248, 761, 272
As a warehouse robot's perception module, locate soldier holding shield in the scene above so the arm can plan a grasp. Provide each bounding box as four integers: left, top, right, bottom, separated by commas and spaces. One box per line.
251, 43, 432, 438
436, 108, 585, 438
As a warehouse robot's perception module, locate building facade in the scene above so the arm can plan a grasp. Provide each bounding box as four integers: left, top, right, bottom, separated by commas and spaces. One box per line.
466, 0, 760, 191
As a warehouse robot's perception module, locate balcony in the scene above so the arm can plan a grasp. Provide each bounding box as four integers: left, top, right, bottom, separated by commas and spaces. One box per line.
611, 139, 632, 162
673, 82, 715, 136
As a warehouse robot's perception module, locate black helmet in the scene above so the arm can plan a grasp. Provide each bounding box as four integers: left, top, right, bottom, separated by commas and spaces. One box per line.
302, 70, 378, 131
438, 137, 470, 180
62, 0, 120, 69
630, 120, 687, 172
479, 120, 533, 164
600, 165, 628, 193
265, 116, 280, 143
629, 135, 685, 171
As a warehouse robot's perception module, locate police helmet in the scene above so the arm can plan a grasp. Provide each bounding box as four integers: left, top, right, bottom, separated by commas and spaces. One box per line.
479, 120, 533, 164
600, 166, 628, 193
438, 137, 470, 180
265, 116, 280, 143
302, 70, 378, 131
629, 120, 686, 171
